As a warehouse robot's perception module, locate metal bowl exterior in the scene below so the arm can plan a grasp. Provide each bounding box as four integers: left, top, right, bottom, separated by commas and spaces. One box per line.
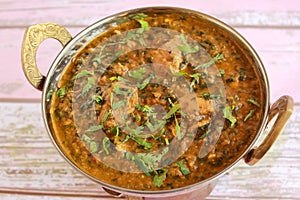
37, 6, 272, 199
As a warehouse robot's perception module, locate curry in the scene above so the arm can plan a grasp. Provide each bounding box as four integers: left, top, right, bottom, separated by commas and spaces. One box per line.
49, 9, 264, 191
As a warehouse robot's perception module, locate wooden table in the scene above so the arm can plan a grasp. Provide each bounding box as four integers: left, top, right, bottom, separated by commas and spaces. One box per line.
0, 0, 299, 199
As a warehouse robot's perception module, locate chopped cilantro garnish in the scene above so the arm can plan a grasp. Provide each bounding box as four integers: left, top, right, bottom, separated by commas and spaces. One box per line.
89, 141, 98, 154
130, 13, 148, 19
218, 68, 226, 77
244, 109, 256, 122
248, 99, 260, 107
145, 120, 166, 133
82, 77, 95, 95
137, 75, 153, 90
194, 53, 224, 70
73, 70, 94, 80
164, 103, 181, 119
174, 116, 182, 140
92, 95, 103, 104
86, 125, 103, 132
132, 136, 153, 150
57, 87, 67, 98
102, 137, 110, 155
223, 106, 237, 127
112, 99, 127, 110
153, 169, 168, 187
128, 67, 146, 80
125, 147, 169, 176
178, 34, 199, 54
137, 19, 149, 31
178, 160, 191, 175
101, 110, 111, 124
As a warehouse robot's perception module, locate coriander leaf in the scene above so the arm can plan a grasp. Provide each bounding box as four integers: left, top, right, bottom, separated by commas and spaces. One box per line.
81, 134, 93, 143
218, 68, 225, 77
178, 34, 199, 54
112, 83, 123, 95
125, 124, 144, 137
194, 53, 224, 70
112, 126, 119, 140
57, 87, 67, 98
89, 141, 99, 154
102, 137, 110, 155
86, 125, 103, 132
138, 37, 146, 46
92, 95, 103, 104
137, 75, 153, 90
132, 137, 153, 149
202, 92, 210, 100
153, 169, 168, 187
223, 106, 237, 127
101, 110, 111, 124
125, 147, 169, 176
135, 159, 151, 176
130, 13, 148, 19
248, 99, 260, 107
112, 99, 127, 110
137, 19, 149, 31
163, 104, 181, 119
178, 160, 191, 175
82, 77, 95, 95
73, 70, 94, 80
145, 120, 166, 133
174, 116, 182, 140
123, 31, 138, 41
128, 67, 146, 80
244, 109, 256, 122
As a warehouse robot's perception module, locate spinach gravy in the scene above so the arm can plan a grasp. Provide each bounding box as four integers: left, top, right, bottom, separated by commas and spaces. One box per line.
50, 9, 265, 191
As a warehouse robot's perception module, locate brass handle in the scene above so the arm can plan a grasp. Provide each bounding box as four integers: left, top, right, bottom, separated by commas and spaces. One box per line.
21, 23, 72, 91
244, 95, 294, 165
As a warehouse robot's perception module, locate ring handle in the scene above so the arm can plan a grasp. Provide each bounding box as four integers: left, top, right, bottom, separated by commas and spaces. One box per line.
21, 23, 72, 91
244, 95, 294, 165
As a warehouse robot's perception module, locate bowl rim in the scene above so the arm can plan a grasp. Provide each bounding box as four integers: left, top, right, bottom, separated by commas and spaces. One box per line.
41, 6, 270, 197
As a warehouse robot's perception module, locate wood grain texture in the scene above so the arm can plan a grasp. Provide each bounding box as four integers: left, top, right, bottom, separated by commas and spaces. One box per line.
0, 103, 299, 199
0, 0, 300, 27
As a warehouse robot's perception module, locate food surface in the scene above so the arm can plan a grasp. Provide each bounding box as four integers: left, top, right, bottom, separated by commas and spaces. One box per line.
49, 9, 265, 191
